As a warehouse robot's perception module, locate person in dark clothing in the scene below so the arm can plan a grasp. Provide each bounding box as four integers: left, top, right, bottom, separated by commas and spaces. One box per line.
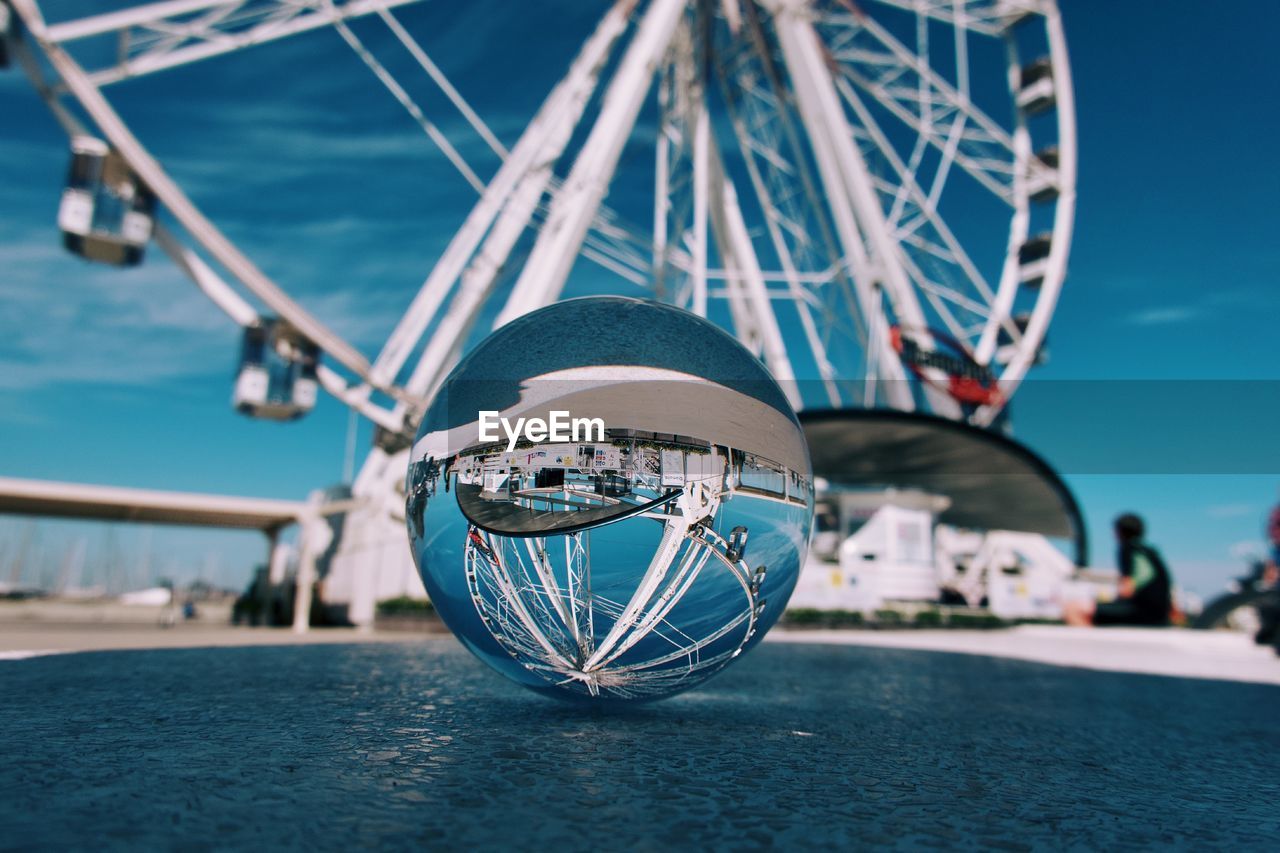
1263, 499, 1280, 586
1065, 513, 1173, 627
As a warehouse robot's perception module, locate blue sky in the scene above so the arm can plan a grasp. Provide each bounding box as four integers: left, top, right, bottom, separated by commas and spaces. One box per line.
1, 1, 1277, 595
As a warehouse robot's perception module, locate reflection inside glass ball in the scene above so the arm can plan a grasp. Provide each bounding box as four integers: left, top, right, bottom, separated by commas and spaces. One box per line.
406, 298, 812, 702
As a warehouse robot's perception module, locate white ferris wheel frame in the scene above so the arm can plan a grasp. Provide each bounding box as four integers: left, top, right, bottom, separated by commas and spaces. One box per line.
5, 0, 1076, 446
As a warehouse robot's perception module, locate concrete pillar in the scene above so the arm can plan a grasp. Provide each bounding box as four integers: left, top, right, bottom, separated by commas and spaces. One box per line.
292, 492, 333, 634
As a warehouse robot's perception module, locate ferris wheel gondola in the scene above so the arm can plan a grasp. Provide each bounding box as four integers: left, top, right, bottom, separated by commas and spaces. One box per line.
232, 320, 320, 422
57, 135, 156, 267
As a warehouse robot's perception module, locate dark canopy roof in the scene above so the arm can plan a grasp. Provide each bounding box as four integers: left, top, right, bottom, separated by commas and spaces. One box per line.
801, 409, 1087, 564
456, 482, 678, 538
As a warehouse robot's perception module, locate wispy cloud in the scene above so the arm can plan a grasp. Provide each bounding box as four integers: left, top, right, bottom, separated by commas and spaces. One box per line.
1207, 503, 1258, 519
1229, 540, 1267, 560
0, 225, 408, 393
0, 236, 238, 391
1124, 306, 1200, 326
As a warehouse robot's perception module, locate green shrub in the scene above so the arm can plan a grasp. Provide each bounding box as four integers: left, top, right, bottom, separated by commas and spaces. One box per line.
873, 609, 904, 625
948, 611, 1006, 629
914, 609, 943, 627
782, 608, 865, 628
832, 609, 864, 627
377, 596, 436, 617
783, 608, 824, 626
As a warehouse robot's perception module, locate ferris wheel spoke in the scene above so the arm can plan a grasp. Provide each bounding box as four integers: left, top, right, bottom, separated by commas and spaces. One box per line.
327, 6, 487, 194
467, 530, 578, 669
10, 0, 1073, 438
40, 0, 425, 88
734, 2, 871, 381
369, 1, 636, 396
715, 31, 848, 403
612, 610, 751, 675
374, 6, 508, 160
772, 1, 972, 414
129, 3, 246, 64
912, 272, 983, 348
520, 534, 581, 650
587, 536, 712, 671
860, 0, 1033, 37
837, 73, 1004, 335
815, 6, 1019, 206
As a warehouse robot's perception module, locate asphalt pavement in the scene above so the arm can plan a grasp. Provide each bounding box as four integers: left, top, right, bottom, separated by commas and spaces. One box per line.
1, 638, 1277, 850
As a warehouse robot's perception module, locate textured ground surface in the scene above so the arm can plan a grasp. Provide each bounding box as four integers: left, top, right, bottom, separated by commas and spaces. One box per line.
2, 638, 1278, 851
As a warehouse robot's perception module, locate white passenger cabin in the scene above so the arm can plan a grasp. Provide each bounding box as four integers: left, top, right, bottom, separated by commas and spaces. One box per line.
1017, 232, 1052, 287
232, 320, 320, 421
58, 136, 156, 266
1016, 57, 1056, 116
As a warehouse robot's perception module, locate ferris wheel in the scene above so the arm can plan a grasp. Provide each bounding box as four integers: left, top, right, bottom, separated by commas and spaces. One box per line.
2, 0, 1074, 476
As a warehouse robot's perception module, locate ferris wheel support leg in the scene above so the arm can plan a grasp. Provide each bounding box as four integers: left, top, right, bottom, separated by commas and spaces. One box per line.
292, 493, 336, 635
690, 98, 711, 319
652, 70, 672, 299
369, 0, 636, 398
493, 0, 686, 327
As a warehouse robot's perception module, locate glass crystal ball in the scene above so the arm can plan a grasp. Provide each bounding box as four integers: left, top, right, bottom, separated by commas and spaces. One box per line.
406, 297, 812, 702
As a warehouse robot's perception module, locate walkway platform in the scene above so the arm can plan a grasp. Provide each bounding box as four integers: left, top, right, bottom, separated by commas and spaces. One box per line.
0, 476, 306, 531
768, 624, 1280, 686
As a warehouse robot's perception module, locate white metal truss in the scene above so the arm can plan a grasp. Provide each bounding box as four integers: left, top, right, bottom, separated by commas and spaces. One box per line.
5, 0, 1077, 611
771, 0, 934, 412
803, 0, 1075, 423
492, 0, 688, 328
42, 0, 423, 88
9, 0, 1073, 431
368, 0, 640, 395
653, 12, 801, 409
463, 480, 764, 700
715, 3, 854, 407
